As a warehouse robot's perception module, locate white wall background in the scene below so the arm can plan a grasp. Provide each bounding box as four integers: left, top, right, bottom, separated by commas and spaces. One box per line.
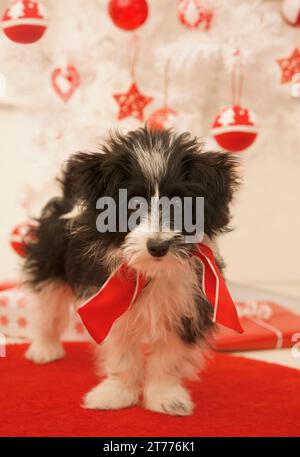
1, 108, 299, 285
0, 0, 299, 288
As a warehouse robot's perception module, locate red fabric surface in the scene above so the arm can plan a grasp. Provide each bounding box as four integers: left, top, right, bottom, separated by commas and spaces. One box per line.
0, 343, 299, 437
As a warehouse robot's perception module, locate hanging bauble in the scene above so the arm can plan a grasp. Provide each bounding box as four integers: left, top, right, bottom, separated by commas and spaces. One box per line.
282, 0, 300, 26
178, 0, 213, 30
147, 107, 178, 131
1, 0, 47, 44
211, 105, 258, 153
108, 0, 148, 31
277, 48, 300, 84
10, 221, 37, 257
51, 65, 80, 103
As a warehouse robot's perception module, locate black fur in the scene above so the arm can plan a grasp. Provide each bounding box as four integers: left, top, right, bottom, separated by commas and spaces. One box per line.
24, 128, 238, 342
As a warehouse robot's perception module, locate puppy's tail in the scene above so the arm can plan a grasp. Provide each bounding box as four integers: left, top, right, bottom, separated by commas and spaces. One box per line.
23, 197, 72, 288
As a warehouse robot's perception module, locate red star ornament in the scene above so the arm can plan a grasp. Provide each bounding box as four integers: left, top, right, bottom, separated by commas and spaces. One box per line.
277, 48, 300, 84
113, 82, 153, 121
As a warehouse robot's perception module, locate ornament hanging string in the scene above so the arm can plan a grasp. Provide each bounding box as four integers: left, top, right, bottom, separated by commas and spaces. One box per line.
129, 32, 140, 81
231, 50, 244, 106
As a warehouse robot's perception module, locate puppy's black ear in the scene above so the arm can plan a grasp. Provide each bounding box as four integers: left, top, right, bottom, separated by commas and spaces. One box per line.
191, 151, 240, 235
61, 152, 107, 204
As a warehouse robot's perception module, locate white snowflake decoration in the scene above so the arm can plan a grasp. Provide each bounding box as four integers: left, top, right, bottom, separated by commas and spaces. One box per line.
7, 1, 25, 20
218, 108, 236, 126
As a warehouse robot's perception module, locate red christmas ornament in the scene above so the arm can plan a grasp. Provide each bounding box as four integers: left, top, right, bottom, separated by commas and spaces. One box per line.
277, 48, 300, 84
51, 65, 80, 103
282, 0, 300, 26
1, 0, 47, 44
113, 82, 153, 121
147, 107, 178, 131
178, 0, 213, 30
108, 0, 148, 31
212, 105, 258, 153
10, 221, 37, 257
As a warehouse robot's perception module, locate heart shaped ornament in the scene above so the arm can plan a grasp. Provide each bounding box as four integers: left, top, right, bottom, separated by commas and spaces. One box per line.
51, 65, 80, 103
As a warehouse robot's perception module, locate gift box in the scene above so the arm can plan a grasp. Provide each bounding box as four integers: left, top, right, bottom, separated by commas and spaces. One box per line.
1, 280, 300, 350
0, 283, 89, 342
211, 300, 300, 351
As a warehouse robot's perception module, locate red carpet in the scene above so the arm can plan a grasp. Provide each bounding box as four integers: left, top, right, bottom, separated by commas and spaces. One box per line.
0, 343, 299, 437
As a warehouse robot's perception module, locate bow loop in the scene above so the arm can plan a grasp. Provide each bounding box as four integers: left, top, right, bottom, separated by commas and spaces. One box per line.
78, 243, 243, 344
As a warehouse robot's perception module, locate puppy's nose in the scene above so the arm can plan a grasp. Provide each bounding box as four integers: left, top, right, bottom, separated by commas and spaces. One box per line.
147, 239, 170, 258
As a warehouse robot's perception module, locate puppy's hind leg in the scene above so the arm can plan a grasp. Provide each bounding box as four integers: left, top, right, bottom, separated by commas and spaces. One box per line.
25, 281, 74, 364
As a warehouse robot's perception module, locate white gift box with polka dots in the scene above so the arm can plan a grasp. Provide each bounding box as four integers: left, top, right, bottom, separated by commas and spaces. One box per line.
0, 284, 89, 342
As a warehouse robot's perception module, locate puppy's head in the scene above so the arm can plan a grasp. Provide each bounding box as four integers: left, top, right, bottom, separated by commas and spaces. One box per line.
62, 128, 238, 276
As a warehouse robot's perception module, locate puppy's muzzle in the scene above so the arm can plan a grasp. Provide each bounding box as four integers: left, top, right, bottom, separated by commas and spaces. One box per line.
147, 239, 170, 258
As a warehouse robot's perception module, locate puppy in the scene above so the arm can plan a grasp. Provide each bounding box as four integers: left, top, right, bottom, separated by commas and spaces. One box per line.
23, 128, 238, 416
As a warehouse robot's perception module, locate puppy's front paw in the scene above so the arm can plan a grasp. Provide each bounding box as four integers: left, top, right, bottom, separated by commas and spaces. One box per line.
144, 383, 194, 416
83, 378, 139, 410
25, 341, 65, 364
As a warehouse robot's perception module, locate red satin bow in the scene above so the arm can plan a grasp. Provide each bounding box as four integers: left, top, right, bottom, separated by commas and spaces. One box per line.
78, 243, 243, 344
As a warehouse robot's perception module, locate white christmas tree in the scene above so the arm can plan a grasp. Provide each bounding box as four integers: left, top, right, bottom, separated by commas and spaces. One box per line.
0, 0, 299, 280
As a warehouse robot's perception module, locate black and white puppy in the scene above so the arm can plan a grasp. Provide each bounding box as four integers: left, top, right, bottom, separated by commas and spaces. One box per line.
24, 128, 238, 416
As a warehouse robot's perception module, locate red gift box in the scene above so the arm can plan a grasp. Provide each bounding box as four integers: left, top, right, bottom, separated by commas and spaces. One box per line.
211, 301, 300, 351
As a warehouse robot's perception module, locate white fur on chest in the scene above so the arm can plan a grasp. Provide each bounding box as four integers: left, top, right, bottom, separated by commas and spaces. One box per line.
116, 259, 200, 344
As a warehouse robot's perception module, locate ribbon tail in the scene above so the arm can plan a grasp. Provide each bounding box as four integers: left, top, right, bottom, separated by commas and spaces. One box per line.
213, 285, 244, 334
195, 244, 243, 334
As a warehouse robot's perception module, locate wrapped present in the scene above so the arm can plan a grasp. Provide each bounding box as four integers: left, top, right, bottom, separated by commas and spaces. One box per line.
211, 300, 300, 351
1, 280, 300, 350
0, 283, 89, 342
